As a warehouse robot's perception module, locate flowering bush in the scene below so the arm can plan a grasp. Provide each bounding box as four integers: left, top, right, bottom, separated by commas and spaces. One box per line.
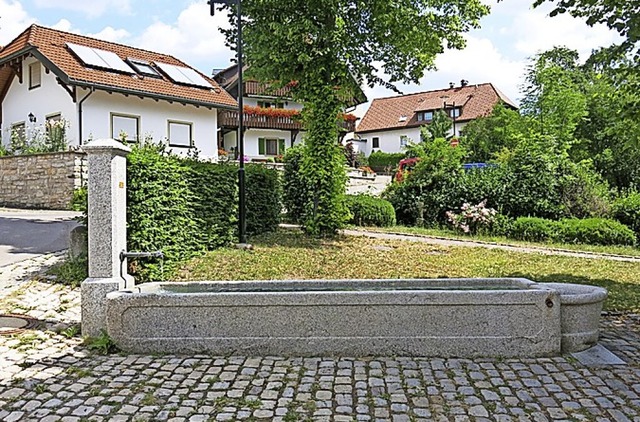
446, 200, 497, 234
358, 166, 375, 175
244, 105, 300, 119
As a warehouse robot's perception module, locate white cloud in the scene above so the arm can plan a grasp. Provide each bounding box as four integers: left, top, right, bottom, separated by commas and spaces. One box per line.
135, 2, 233, 73
89, 27, 131, 43
0, 0, 36, 45
32, 0, 132, 19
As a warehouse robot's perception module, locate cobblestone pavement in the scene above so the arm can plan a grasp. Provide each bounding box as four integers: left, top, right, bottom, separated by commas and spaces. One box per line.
1, 279, 639, 421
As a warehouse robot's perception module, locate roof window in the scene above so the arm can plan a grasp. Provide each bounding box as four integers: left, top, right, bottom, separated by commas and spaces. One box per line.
127, 59, 161, 78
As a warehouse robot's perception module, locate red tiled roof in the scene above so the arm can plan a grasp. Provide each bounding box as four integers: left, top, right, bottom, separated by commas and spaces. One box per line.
356, 83, 517, 134
0, 25, 237, 109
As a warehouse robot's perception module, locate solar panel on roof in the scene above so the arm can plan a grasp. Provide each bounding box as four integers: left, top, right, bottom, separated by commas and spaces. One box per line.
155, 62, 211, 88
67, 43, 133, 74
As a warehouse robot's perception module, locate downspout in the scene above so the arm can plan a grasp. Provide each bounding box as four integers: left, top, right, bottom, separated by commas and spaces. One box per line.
78, 87, 94, 145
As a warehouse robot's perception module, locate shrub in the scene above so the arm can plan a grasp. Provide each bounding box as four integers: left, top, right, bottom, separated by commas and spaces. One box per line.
510, 217, 561, 242
557, 160, 611, 218
345, 194, 396, 227
445, 200, 497, 234
245, 164, 282, 235
368, 151, 404, 173
612, 192, 640, 241
282, 145, 308, 223
558, 218, 636, 246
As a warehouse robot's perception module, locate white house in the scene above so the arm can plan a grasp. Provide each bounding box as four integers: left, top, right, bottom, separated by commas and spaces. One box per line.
355, 81, 517, 156
0, 25, 236, 158
214, 65, 363, 160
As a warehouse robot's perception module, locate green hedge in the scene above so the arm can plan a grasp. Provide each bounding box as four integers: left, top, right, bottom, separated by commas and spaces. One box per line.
612, 192, 640, 241
558, 218, 636, 246
125, 144, 281, 281
245, 164, 282, 235
368, 151, 405, 173
345, 194, 396, 227
510, 217, 561, 242
283, 145, 308, 223
510, 216, 636, 246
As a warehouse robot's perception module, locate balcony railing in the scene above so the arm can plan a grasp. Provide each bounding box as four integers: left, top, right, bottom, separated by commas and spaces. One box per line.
219, 110, 357, 133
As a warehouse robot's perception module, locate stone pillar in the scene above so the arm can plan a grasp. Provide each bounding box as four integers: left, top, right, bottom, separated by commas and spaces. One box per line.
81, 139, 132, 337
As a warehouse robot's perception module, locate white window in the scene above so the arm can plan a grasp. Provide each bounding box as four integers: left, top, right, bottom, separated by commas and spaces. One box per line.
417, 111, 433, 122
400, 135, 408, 147
448, 107, 461, 118
168, 121, 193, 147
111, 113, 139, 142
29, 62, 41, 89
258, 100, 284, 109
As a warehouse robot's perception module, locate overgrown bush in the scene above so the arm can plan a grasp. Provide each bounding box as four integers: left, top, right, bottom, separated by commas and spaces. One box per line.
283, 145, 308, 223
510, 217, 561, 242
612, 192, 640, 241
245, 164, 282, 234
368, 151, 404, 173
445, 200, 497, 234
558, 218, 636, 246
345, 194, 396, 227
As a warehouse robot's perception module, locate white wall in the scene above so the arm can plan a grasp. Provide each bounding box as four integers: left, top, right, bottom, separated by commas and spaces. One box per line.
358, 122, 467, 156
82, 90, 219, 158
2, 57, 78, 147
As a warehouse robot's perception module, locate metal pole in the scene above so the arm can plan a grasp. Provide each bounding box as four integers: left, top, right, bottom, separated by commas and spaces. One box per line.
237, 0, 247, 244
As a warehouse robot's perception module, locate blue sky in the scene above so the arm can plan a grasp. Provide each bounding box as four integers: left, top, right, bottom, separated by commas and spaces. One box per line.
1, 0, 620, 115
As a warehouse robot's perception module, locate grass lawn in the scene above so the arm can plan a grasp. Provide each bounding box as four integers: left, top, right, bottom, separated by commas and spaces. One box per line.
176, 229, 640, 312
360, 225, 640, 257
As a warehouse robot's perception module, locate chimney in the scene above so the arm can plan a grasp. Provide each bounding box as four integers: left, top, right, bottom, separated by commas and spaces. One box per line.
449, 82, 455, 89
460, 79, 469, 87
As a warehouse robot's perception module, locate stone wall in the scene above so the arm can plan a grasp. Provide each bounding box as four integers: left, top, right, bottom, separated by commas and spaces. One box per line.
0, 151, 87, 210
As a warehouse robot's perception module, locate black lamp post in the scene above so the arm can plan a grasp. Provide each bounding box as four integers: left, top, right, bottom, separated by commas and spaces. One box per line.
208, 0, 247, 245
443, 101, 457, 138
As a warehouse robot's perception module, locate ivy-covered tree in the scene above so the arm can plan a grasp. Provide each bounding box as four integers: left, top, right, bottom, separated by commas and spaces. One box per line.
421, 110, 453, 141
220, 0, 489, 236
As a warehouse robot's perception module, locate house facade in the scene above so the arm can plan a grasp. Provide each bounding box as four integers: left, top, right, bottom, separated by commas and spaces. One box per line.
355, 81, 517, 156
0, 25, 236, 159
214, 66, 363, 160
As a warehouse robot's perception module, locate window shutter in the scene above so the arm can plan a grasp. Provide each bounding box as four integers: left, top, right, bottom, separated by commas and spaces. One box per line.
279, 139, 285, 154
258, 138, 265, 155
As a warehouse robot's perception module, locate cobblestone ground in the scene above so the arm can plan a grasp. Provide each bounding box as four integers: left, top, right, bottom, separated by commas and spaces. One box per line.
1, 276, 639, 421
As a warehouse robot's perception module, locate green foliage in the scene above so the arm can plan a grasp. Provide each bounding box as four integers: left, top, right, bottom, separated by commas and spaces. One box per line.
368, 151, 404, 173
558, 218, 636, 246
612, 192, 640, 241
84, 330, 118, 355
384, 138, 466, 225
70, 187, 88, 225
460, 104, 534, 162
47, 257, 88, 288
282, 145, 308, 223
344, 194, 396, 227
510, 217, 562, 242
421, 110, 453, 141
510, 216, 636, 246
245, 164, 282, 235
299, 95, 349, 236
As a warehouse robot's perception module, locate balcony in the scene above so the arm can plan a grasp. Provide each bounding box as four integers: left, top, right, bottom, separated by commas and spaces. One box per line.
219, 107, 357, 133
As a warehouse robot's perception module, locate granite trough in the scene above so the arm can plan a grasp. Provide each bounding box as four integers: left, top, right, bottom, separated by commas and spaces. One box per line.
105, 278, 606, 357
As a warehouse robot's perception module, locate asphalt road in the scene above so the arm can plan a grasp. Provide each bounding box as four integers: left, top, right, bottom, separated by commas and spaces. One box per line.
0, 208, 80, 267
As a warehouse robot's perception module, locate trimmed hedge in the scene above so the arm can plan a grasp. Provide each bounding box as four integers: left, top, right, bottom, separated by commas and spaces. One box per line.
125, 144, 281, 281
368, 151, 405, 173
282, 145, 308, 223
612, 192, 640, 241
510, 216, 636, 246
245, 164, 282, 235
510, 217, 560, 242
345, 194, 396, 227
558, 218, 636, 246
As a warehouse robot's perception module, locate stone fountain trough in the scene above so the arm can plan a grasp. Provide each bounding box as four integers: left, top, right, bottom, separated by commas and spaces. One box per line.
105, 277, 606, 357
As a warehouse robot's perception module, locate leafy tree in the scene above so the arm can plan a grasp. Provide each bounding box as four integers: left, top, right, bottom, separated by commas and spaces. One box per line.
520, 47, 588, 152
460, 104, 535, 162
220, 0, 490, 235
421, 110, 453, 141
